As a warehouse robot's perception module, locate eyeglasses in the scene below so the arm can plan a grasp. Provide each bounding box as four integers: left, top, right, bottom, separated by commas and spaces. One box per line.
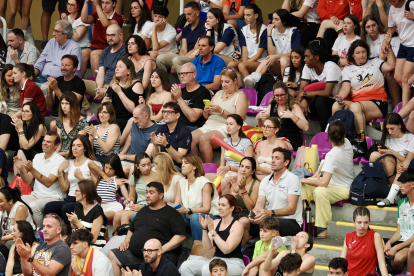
263, 125, 277, 129
274, 94, 287, 98
142, 249, 159, 254
162, 110, 176, 115
178, 72, 194, 77
53, 29, 62, 34
106, 34, 119, 38
66, 3, 76, 7
45, 213, 63, 226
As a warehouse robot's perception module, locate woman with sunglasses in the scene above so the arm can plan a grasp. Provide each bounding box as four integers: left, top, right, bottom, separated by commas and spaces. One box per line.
129, 0, 153, 50
147, 68, 172, 122
257, 82, 308, 151
191, 68, 249, 163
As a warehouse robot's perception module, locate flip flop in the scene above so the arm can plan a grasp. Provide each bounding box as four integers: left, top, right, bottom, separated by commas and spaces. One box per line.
317, 231, 327, 239
370, 122, 382, 131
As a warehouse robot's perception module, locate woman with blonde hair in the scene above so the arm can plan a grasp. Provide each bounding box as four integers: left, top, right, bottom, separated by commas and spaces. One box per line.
0, 64, 20, 117
102, 57, 144, 132
190, 67, 249, 163
153, 152, 183, 206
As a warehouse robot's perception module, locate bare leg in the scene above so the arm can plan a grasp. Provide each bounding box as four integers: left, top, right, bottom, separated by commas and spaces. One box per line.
0, 0, 6, 29
220, 176, 233, 195
41, 10, 53, 40
6, 0, 18, 29
217, 54, 234, 65
392, 248, 409, 273
205, 173, 217, 182
115, 0, 123, 15
108, 251, 122, 276
348, 101, 383, 133
227, 60, 242, 71
386, 71, 402, 106
401, 60, 414, 106
238, 61, 261, 79
227, 19, 238, 31
112, 210, 124, 235
407, 242, 414, 274
398, 97, 414, 118
90, 50, 103, 76
279, 56, 290, 77
407, 110, 414, 133
239, 217, 251, 248
190, 129, 203, 157
369, 151, 382, 162
14, 149, 27, 175
20, 0, 32, 31
81, 49, 91, 79
379, 156, 396, 184
120, 210, 135, 225
199, 131, 224, 163
394, 59, 405, 87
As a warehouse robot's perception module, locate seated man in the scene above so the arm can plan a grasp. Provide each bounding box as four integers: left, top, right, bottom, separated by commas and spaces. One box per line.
15, 131, 65, 227
6, 28, 39, 65
45, 54, 92, 130
148, 102, 192, 170
191, 36, 226, 92
108, 182, 186, 275
85, 24, 127, 99
170, 63, 212, 131
149, 6, 178, 59
68, 229, 112, 276
328, 257, 348, 276
241, 147, 303, 242
34, 20, 83, 84
16, 214, 71, 276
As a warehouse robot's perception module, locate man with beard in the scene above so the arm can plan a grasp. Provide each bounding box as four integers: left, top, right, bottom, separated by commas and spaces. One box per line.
85, 24, 128, 99
6, 28, 39, 65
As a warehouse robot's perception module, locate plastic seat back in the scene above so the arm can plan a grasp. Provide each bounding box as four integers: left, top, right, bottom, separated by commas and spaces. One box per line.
260, 92, 273, 107
393, 102, 403, 113
308, 132, 332, 160
241, 88, 258, 106
203, 163, 218, 174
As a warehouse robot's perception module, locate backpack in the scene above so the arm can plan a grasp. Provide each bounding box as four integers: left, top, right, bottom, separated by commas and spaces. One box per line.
350, 155, 396, 206
174, 14, 187, 32
256, 74, 277, 104
327, 106, 355, 134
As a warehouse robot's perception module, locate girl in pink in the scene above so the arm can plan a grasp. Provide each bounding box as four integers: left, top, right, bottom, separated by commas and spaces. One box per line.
340, 207, 388, 276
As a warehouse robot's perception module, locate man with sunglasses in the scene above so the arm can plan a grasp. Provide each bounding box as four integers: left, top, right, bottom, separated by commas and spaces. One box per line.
147, 102, 192, 170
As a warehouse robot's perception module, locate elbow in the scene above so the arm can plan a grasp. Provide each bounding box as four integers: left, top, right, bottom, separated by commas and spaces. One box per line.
189, 116, 199, 123
302, 123, 309, 132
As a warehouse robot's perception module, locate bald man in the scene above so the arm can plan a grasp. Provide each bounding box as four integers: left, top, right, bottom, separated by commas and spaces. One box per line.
84, 24, 128, 98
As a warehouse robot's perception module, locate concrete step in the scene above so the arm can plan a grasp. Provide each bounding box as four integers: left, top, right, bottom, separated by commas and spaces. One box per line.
327, 220, 396, 240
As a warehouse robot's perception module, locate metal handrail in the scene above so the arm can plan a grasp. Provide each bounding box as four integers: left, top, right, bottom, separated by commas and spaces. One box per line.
0, 17, 5, 39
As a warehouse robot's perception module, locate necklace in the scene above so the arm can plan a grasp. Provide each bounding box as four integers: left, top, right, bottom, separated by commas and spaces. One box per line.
224, 91, 235, 99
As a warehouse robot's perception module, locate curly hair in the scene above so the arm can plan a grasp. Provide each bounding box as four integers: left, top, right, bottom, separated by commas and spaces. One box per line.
306, 38, 332, 64
346, 39, 371, 64
129, 0, 152, 35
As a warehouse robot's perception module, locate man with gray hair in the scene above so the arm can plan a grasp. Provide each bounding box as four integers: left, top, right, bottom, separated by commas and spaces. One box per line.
170, 62, 211, 131
34, 20, 83, 83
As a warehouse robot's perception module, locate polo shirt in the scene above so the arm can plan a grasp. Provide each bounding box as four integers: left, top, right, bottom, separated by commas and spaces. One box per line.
154, 122, 192, 167
258, 170, 303, 226
20, 79, 47, 116
181, 19, 206, 52
139, 255, 180, 276
32, 152, 65, 198
397, 197, 414, 241
191, 54, 226, 87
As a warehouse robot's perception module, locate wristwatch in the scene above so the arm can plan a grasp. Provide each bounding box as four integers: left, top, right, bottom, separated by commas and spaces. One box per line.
27, 257, 34, 263
165, 143, 171, 149
302, 92, 307, 99
94, 135, 100, 140
188, 208, 193, 215
271, 210, 276, 217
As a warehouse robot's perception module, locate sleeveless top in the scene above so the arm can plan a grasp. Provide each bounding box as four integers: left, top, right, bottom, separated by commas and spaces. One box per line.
56, 118, 87, 152
94, 124, 120, 156
235, 179, 256, 212
1, 201, 36, 236
269, 102, 302, 150
135, 59, 156, 80
106, 81, 141, 120
152, 104, 163, 115
74, 204, 107, 250
205, 90, 243, 128
257, 156, 272, 169
346, 230, 377, 276
213, 218, 243, 259
97, 176, 117, 203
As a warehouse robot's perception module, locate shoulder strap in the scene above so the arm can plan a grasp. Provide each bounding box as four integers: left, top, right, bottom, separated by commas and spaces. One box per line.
248, 180, 256, 195
375, 154, 397, 179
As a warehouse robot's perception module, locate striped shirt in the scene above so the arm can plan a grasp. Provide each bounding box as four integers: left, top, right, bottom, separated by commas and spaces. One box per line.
97, 177, 117, 203
74, 204, 107, 250
94, 124, 120, 157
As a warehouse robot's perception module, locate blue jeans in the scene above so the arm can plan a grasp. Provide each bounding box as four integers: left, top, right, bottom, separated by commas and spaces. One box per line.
182, 213, 219, 241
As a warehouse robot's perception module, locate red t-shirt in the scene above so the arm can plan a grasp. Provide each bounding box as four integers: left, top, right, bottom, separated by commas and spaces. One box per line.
317, 0, 350, 21
20, 79, 46, 116
345, 230, 378, 276
90, 12, 123, 50
349, 0, 363, 21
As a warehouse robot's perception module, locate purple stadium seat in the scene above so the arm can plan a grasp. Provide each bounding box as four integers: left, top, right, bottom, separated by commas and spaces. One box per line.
308, 132, 332, 160
359, 136, 374, 165
311, 199, 350, 207
46, 109, 52, 117
178, 84, 185, 88
242, 89, 258, 116
243, 255, 251, 266
203, 163, 218, 174
86, 76, 96, 82
247, 91, 273, 116
292, 131, 306, 158
393, 102, 403, 113
37, 230, 44, 241
89, 115, 97, 122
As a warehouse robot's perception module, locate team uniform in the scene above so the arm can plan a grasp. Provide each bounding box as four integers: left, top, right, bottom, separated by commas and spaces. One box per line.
239, 24, 268, 62
389, 0, 414, 62
206, 23, 241, 59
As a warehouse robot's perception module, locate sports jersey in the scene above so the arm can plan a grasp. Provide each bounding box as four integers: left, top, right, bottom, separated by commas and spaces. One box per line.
271, 26, 301, 55
206, 23, 241, 58
301, 61, 342, 96
240, 24, 268, 61
388, 0, 414, 47
332, 35, 360, 59
222, 0, 254, 14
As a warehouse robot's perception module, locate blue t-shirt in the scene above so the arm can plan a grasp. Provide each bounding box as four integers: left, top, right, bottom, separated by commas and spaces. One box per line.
99, 44, 128, 85
0, 149, 7, 186
192, 54, 226, 88
181, 19, 206, 52
127, 121, 159, 156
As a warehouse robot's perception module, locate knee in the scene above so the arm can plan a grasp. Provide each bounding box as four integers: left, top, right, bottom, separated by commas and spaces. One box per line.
199, 134, 209, 145
402, 72, 411, 83
239, 217, 250, 228
348, 102, 361, 114
409, 242, 414, 253
238, 62, 246, 70
108, 251, 117, 262
409, 110, 414, 120
227, 61, 236, 69
280, 56, 289, 67
313, 187, 328, 198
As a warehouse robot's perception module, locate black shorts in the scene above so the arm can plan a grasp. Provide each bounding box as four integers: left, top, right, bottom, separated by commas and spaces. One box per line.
383, 238, 409, 250
369, 100, 388, 118
42, 0, 68, 12
111, 249, 143, 271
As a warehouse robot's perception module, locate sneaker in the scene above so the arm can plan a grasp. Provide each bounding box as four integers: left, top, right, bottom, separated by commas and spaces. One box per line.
377, 198, 393, 207
41, 40, 48, 50
244, 76, 256, 89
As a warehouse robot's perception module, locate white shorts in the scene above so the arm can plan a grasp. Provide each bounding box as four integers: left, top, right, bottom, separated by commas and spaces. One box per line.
198, 124, 228, 137
101, 201, 124, 213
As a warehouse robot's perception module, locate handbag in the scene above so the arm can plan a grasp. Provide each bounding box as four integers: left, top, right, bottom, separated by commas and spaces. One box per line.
9, 175, 32, 195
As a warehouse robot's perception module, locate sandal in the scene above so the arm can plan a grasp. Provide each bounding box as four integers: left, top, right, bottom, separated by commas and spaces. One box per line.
370, 122, 382, 131
317, 230, 327, 239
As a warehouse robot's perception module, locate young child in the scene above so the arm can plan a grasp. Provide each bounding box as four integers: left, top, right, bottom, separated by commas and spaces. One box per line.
279, 253, 302, 276
328, 257, 348, 276
242, 217, 287, 276
209, 258, 229, 276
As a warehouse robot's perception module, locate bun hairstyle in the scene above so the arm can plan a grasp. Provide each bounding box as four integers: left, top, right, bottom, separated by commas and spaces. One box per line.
220, 194, 242, 216
327, 120, 346, 145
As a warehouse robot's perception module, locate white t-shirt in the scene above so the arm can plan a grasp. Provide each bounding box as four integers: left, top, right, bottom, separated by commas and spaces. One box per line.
259, 170, 303, 226
301, 61, 342, 96
155, 22, 178, 53
271, 26, 301, 55
321, 138, 355, 190
200, 0, 222, 12
133, 20, 154, 38
32, 152, 65, 198
388, 0, 414, 47
283, 66, 301, 85
1, 201, 36, 236
332, 35, 360, 59
240, 24, 268, 62
368, 34, 401, 59
78, 248, 112, 276
299, 0, 320, 23
69, 16, 91, 48
386, 133, 414, 157
64, 159, 102, 196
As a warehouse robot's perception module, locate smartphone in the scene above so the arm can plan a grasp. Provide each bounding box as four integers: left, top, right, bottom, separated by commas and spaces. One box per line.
335, 96, 342, 102
174, 203, 182, 209
378, 142, 386, 149
203, 99, 211, 107
249, 210, 256, 219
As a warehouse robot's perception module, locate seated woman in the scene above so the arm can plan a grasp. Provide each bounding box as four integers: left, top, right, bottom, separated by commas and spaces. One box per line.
61, 0, 90, 78
369, 113, 414, 206
243, 9, 301, 88
112, 152, 158, 233
85, 102, 121, 163
153, 152, 183, 206
227, 4, 268, 80
300, 120, 355, 238
68, 179, 107, 250
147, 68, 172, 122
191, 68, 249, 163
179, 194, 245, 276
398, 98, 414, 133
44, 134, 103, 225
0, 64, 20, 117
11, 102, 46, 173
205, 114, 253, 186
6, 221, 40, 276
256, 81, 309, 150
175, 154, 220, 241
332, 39, 396, 133
332, 15, 361, 69
296, 38, 342, 131
56, 91, 87, 157
103, 58, 144, 132
129, 0, 153, 50
340, 207, 388, 276
255, 117, 289, 180
126, 35, 156, 91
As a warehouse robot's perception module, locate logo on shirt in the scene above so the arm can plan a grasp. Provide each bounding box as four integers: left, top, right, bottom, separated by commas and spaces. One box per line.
33, 249, 53, 276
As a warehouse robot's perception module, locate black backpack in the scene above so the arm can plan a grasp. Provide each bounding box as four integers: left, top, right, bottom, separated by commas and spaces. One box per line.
350, 155, 396, 206
256, 74, 277, 103
327, 107, 356, 134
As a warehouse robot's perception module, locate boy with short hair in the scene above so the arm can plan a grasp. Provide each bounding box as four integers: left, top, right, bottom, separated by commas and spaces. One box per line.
209, 258, 228, 276
279, 253, 302, 276
242, 217, 287, 276
328, 257, 348, 276
150, 6, 178, 58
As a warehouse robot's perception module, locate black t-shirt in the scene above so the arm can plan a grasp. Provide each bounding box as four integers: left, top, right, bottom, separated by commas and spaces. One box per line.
0, 113, 18, 151
178, 85, 211, 128
140, 255, 180, 276
51, 76, 86, 116
107, 81, 141, 121
129, 205, 186, 259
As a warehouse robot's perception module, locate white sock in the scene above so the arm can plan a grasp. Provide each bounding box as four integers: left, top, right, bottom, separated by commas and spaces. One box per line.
22, 30, 27, 36
387, 184, 400, 202
250, 72, 262, 83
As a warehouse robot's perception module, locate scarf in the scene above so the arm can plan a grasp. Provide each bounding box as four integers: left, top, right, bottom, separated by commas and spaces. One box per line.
72, 246, 94, 276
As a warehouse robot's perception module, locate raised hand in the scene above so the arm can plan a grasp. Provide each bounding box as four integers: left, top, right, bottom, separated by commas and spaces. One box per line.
58, 160, 70, 174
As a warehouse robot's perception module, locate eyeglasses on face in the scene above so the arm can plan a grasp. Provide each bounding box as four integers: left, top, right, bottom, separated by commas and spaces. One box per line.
274, 93, 287, 98
263, 125, 277, 130
142, 249, 159, 254
53, 29, 62, 34
178, 72, 194, 77
162, 110, 176, 115
98, 111, 109, 115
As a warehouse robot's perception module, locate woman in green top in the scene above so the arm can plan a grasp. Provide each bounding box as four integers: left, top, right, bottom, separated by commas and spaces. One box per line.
112, 152, 158, 234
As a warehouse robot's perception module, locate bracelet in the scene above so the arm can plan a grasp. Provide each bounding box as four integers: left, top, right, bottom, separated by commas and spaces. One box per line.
240, 191, 248, 196
228, 165, 231, 171
220, 108, 225, 115
294, 117, 300, 124
202, 228, 207, 231
101, 173, 106, 177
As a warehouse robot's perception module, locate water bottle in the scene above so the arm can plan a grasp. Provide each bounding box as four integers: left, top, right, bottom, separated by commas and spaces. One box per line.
272, 236, 295, 247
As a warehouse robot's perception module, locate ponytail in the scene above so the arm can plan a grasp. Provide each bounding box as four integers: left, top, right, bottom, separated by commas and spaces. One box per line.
0, 187, 36, 227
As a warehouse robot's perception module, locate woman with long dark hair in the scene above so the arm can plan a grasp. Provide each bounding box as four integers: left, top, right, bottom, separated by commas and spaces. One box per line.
146, 68, 172, 122
0, 64, 20, 117
129, 0, 153, 50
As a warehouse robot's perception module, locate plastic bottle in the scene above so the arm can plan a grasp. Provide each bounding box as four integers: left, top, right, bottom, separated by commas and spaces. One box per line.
272, 236, 295, 247
361, 130, 365, 142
